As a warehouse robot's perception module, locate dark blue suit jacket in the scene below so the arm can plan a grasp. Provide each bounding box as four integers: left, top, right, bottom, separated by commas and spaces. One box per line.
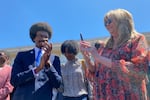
10, 49, 62, 100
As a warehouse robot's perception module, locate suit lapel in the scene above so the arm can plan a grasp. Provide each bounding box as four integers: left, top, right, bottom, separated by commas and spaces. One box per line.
27, 49, 35, 67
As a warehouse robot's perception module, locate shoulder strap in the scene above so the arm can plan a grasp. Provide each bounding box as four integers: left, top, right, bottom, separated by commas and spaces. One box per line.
80, 59, 87, 78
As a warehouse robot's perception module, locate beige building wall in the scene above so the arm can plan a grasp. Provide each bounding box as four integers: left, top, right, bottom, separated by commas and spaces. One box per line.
2, 33, 150, 64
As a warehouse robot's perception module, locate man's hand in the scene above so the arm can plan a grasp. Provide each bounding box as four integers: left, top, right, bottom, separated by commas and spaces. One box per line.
42, 43, 52, 66
34, 43, 52, 73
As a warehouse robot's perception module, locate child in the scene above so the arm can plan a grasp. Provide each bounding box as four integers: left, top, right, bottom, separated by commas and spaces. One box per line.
60, 40, 88, 100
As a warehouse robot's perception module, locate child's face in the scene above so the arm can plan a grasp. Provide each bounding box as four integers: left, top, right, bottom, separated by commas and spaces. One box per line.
64, 51, 75, 61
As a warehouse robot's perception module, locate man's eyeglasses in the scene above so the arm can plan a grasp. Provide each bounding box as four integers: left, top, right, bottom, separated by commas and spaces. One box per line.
105, 18, 112, 26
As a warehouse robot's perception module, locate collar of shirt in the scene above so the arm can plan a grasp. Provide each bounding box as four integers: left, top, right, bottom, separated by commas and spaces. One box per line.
34, 47, 45, 59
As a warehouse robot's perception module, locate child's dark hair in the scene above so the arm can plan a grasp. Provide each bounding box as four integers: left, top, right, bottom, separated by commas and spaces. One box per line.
95, 42, 101, 50
61, 40, 79, 55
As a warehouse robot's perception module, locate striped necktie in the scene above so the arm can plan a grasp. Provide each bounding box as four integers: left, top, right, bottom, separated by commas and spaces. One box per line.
34, 49, 49, 91
36, 49, 42, 66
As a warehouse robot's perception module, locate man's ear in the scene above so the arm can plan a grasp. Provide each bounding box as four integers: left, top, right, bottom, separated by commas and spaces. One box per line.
33, 38, 35, 43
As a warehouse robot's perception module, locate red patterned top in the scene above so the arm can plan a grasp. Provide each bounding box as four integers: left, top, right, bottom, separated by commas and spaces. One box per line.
90, 34, 149, 100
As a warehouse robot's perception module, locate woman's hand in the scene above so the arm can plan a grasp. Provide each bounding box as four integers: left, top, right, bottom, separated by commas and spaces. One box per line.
80, 41, 98, 56
80, 41, 97, 72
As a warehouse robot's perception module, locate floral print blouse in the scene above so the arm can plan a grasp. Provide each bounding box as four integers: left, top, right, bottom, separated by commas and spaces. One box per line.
90, 34, 149, 100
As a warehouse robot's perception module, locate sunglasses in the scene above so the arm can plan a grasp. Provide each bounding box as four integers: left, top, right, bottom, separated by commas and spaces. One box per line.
105, 18, 112, 26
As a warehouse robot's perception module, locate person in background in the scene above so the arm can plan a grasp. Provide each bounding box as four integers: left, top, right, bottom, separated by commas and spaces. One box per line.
60, 40, 89, 100
0, 50, 14, 100
147, 49, 150, 100
10, 22, 62, 100
80, 9, 149, 100
94, 40, 105, 55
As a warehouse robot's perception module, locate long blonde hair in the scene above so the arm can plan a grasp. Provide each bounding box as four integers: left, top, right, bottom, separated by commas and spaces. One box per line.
104, 9, 137, 48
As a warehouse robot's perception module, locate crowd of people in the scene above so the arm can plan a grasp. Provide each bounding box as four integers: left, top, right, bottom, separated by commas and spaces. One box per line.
0, 8, 150, 100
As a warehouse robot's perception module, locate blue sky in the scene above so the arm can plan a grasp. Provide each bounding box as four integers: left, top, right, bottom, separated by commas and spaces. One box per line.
0, 0, 150, 49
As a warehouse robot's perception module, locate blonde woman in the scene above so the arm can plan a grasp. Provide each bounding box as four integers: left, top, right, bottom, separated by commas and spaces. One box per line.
80, 9, 149, 100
